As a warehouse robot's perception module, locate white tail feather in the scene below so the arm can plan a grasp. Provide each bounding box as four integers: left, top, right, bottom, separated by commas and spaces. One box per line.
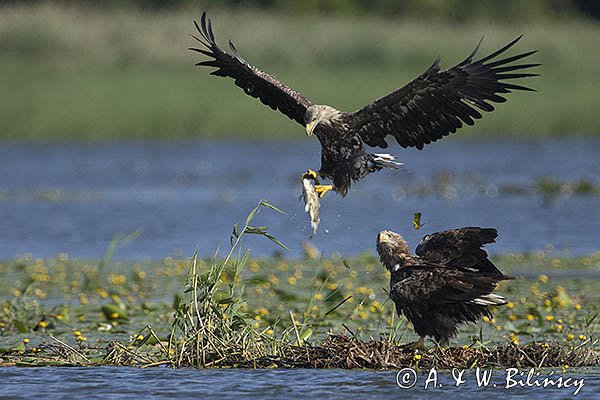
372, 153, 404, 169
471, 293, 507, 306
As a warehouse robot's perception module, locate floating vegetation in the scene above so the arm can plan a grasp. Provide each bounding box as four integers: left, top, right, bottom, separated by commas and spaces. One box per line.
390, 174, 600, 202
0, 203, 599, 369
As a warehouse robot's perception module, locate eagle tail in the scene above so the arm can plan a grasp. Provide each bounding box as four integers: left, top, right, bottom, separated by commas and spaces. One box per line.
470, 293, 507, 306
370, 153, 404, 170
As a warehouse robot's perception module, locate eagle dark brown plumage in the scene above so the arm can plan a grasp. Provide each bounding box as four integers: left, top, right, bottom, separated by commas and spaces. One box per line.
191, 12, 539, 196
377, 227, 512, 346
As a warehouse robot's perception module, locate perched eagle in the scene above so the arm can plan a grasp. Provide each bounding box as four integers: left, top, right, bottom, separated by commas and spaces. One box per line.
377, 227, 511, 348
191, 12, 538, 197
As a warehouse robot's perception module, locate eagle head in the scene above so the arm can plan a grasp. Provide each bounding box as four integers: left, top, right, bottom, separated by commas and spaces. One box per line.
377, 230, 410, 272
304, 105, 341, 136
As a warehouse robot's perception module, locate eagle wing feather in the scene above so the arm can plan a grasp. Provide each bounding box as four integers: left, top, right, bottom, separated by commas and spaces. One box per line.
190, 12, 313, 126
350, 36, 539, 149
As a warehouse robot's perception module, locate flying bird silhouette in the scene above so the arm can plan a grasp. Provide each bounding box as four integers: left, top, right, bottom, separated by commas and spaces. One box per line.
191, 12, 538, 197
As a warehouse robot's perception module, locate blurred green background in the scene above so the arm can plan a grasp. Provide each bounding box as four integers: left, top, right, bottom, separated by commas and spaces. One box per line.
1, 0, 599, 140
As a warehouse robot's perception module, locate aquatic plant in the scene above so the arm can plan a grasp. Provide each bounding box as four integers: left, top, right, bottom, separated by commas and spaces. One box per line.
167, 199, 291, 367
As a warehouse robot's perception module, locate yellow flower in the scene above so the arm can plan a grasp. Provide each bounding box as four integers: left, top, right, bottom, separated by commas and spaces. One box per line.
268, 275, 279, 285
579, 335, 587, 340
108, 274, 126, 285
266, 329, 274, 335
73, 331, 81, 336
506, 302, 514, 308
575, 304, 582, 310
287, 276, 297, 286
562, 365, 569, 372
544, 299, 552, 307
508, 314, 517, 321
509, 335, 519, 345
545, 315, 554, 321
76, 336, 87, 342
527, 314, 534, 321
257, 308, 269, 316
567, 333, 574, 341
110, 294, 122, 303
248, 260, 260, 273
413, 354, 422, 361
277, 262, 288, 271
357, 286, 373, 295
313, 293, 324, 301
23, 338, 30, 344
482, 316, 491, 323
538, 274, 549, 284
38, 320, 49, 329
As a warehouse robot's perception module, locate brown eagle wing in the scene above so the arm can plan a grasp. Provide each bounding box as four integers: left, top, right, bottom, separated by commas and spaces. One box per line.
190, 12, 313, 126
414, 227, 503, 276
349, 36, 539, 149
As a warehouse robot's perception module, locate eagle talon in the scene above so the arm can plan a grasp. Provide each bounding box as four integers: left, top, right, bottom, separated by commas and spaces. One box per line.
301, 169, 320, 184
314, 184, 333, 199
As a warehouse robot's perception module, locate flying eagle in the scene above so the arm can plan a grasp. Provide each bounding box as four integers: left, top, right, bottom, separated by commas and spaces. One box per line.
191, 12, 538, 197
377, 227, 511, 348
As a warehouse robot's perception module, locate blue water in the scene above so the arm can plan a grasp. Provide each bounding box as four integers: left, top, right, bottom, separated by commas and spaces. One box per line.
1, 138, 599, 260
0, 367, 597, 399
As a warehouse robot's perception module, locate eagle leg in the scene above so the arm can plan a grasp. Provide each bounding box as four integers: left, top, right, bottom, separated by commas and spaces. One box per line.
314, 184, 334, 198
400, 336, 426, 350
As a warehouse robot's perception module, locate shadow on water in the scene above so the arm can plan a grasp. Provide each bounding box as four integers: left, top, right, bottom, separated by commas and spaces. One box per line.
1, 138, 599, 259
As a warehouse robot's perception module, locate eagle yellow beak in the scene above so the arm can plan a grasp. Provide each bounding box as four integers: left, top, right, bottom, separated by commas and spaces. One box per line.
378, 231, 391, 243
305, 120, 317, 137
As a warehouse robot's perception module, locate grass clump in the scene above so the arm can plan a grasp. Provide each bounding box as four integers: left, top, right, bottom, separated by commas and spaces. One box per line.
167, 199, 291, 367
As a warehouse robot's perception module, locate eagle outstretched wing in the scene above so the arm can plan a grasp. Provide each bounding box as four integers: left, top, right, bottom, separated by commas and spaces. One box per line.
350, 36, 539, 149
414, 227, 504, 277
190, 12, 313, 126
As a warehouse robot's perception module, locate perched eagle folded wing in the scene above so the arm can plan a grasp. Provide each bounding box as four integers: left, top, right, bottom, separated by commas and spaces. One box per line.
189, 12, 313, 126
350, 36, 539, 149
415, 227, 506, 278
391, 266, 505, 307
